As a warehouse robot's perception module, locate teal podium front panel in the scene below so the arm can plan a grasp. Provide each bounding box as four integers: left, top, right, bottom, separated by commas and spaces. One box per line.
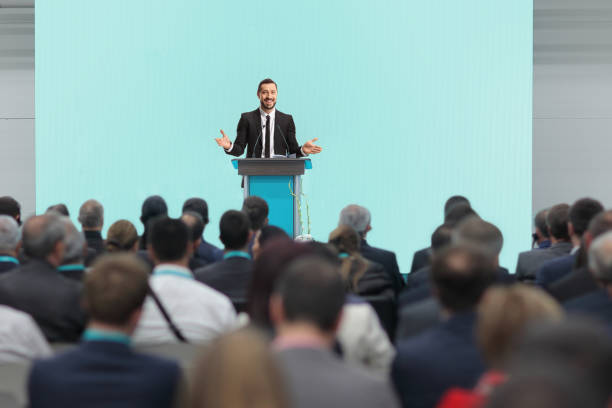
248, 175, 295, 237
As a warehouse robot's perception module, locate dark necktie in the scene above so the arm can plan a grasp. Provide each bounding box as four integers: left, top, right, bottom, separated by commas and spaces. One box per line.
264, 115, 271, 158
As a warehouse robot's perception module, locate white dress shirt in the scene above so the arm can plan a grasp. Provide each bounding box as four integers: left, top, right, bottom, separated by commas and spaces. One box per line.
132, 264, 237, 345
0, 305, 52, 363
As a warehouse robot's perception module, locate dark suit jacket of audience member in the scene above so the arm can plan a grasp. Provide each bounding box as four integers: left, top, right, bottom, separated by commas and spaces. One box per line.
396, 297, 441, 340
360, 239, 405, 295
535, 254, 576, 290
195, 239, 224, 264
0, 260, 18, 274
277, 347, 400, 408
84, 230, 105, 254
564, 289, 612, 329
549, 266, 599, 303
28, 340, 181, 408
194, 256, 253, 300
515, 242, 573, 280
0, 260, 86, 342
392, 311, 486, 408
58, 267, 86, 283
353, 260, 396, 301
410, 247, 431, 274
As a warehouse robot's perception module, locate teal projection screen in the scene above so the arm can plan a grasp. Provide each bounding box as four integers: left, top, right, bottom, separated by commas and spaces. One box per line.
36, 1, 532, 272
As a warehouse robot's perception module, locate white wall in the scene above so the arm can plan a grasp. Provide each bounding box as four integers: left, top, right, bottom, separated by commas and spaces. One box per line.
0, 8, 35, 217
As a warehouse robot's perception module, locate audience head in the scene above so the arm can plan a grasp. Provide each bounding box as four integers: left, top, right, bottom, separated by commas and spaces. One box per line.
60, 217, 86, 265
534, 208, 550, 240
148, 217, 190, 265
444, 195, 470, 218
219, 210, 251, 251
271, 256, 345, 340
444, 203, 477, 227
328, 225, 368, 292
587, 230, 612, 288
140, 195, 168, 226
77, 199, 104, 231
106, 220, 139, 253
431, 224, 453, 253
84, 254, 149, 333
430, 245, 496, 314
0, 196, 21, 225
568, 197, 603, 241
545, 203, 570, 241
22, 214, 66, 267
0, 215, 21, 256
182, 197, 210, 225
242, 196, 269, 231
252, 225, 290, 260
328, 224, 361, 254
338, 204, 371, 237
46, 203, 69, 216
477, 285, 562, 368
452, 216, 503, 261
190, 329, 289, 408
181, 211, 205, 250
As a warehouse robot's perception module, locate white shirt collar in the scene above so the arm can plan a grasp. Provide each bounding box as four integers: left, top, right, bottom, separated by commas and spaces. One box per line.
259, 107, 276, 120
152, 263, 193, 279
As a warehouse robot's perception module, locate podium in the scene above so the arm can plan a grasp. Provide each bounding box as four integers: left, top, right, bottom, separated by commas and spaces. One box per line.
232, 158, 312, 238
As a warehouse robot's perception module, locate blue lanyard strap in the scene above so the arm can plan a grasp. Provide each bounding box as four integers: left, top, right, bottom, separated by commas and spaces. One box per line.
223, 251, 251, 260
57, 264, 85, 272
0, 256, 19, 265
153, 269, 194, 280
82, 329, 131, 345
338, 252, 350, 259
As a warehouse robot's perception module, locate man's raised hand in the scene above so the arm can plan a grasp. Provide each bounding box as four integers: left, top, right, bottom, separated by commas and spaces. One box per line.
215, 130, 232, 150
302, 137, 323, 155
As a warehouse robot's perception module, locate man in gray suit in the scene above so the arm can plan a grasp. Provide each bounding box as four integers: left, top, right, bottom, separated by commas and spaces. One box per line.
516, 204, 573, 281
270, 256, 399, 408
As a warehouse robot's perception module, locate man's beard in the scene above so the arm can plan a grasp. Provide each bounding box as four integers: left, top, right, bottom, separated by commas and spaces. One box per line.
260, 99, 276, 110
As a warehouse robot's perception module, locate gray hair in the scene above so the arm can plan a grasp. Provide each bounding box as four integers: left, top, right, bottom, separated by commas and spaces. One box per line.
338, 204, 371, 234
588, 231, 612, 283
61, 217, 85, 263
0, 215, 21, 253
452, 216, 503, 257
22, 214, 66, 259
78, 199, 104, 229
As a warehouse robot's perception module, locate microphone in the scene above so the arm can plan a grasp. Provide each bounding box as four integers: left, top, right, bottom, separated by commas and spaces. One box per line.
275, 123, 290, 158
252, 128, 262, 158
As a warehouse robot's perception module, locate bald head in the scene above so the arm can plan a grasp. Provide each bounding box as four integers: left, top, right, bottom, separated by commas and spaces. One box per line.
78, 199, 104, 230
22, 214, 66, 266
338, 204, 371, 236
0, 215, 21, 255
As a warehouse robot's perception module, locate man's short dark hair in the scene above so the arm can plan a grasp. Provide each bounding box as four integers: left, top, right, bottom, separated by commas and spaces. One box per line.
85, 254, 149, 325
219, 210, 251, 250
242, 196, 269, 231
444, 195, 470, 217
181, 211, 204, 242
431, 245, 496, 313
535, 209, 550, 238
182, 197, 209, 225
257, 78, 277, 93
569, 198, 603, 237
431, 224, 453, 251
444, 203, 477, 227
546, 204, 570, 241
149, 217, 189, 262
0, 196, 21, 224
259, 225, 290, 248
46, 203, 69, 216
140, 195, 168, 226
274, 256, 345, 332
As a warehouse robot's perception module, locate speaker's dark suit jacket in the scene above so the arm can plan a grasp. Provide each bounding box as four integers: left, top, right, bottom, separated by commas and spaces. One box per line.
360, 240, 405, 295
392, 311, 485, 408
549, 266, 599, 303
194, 257, 253, 301
564, 289, 612, 329
226, 109, 304, 158
28, 340, 181, 408
535, 254, 575, 290
0, 260, 86, 342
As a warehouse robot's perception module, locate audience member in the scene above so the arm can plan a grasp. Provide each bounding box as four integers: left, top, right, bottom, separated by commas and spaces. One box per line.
338, 204, 404, 294
139, 195, 168, 250
242, 196, 269, 231
190, 329, 289, 408
58, 217, 87, 282
564, 230, 612, 327
0, 214, 86, 342
549, 210, 612, 302
532, 208, 551, 249
437, 285, 563, 408
105, 219, 139, 252
195, 210, 253, 301
28, 254, 184, 408
393, 245, 496, 408
45, 203, 69, 216
0, 305, 51, 363
536, 198, 603, 289
77, 199, 105, 259
271, 257, 400, 408
444, 203, 478, 227
0, 196, 21, 225
0, 215, 21, 274
182, 197, 223, 263
328, 225, 394, 300
133, 217, 236, 344
252, 225, 290, 260
180, 211, 208, 271
516, 204, 572, 280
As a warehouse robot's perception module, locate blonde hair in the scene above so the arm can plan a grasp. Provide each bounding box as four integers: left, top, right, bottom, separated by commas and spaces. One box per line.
477, 284, 563, 368
105, 220, 138, 252
328, 225, 369, 292
190, 329, 289, 408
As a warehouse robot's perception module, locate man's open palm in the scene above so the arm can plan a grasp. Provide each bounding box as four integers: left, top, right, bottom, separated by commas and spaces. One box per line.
303, 138, 322, 155
215, 130, 231, 150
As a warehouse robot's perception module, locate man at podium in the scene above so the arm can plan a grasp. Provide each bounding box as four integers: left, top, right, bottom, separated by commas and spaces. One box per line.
215, 78, 322, 158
